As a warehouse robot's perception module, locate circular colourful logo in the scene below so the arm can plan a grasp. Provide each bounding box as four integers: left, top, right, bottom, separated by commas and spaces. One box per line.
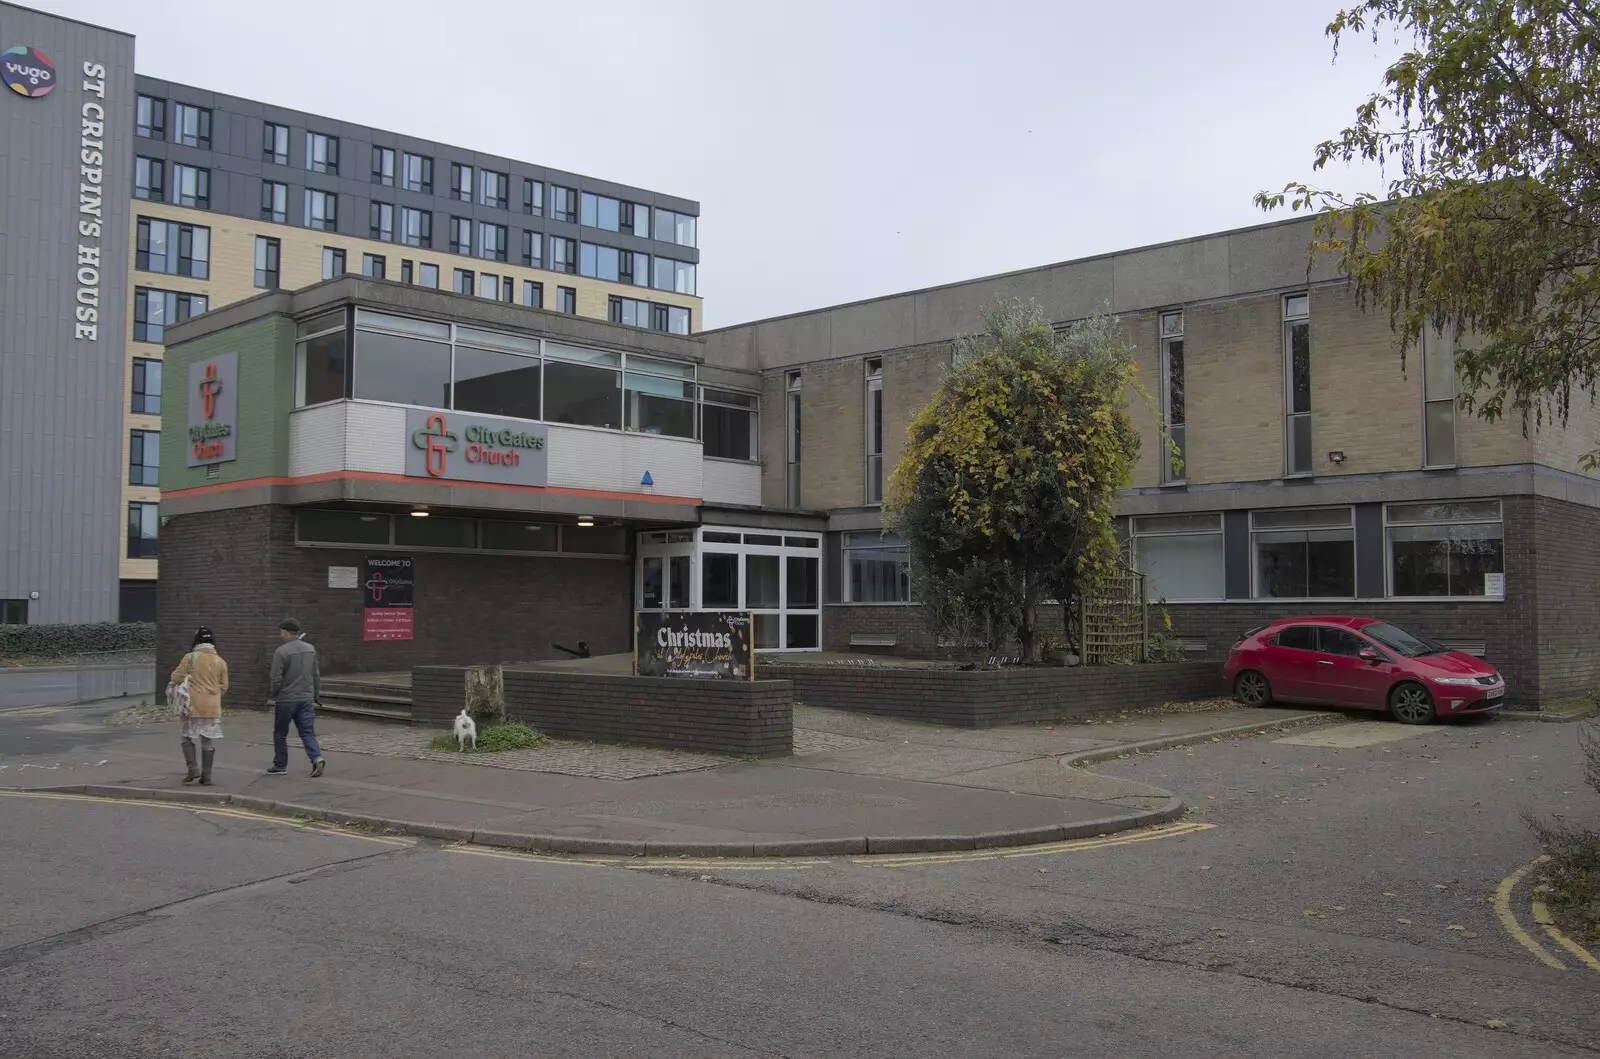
2, 45, 56, 98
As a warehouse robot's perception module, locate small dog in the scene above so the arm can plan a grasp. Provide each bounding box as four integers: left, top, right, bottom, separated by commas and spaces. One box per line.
453, 708, 477, 752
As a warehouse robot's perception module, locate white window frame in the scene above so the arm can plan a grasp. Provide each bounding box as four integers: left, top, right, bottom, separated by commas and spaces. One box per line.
865, 359, 884, 505
1249, 505, 1355, 600
1422, 328, 1458, 469
843, 530, 912, 604
1283, 293, 1312, 477
786, 371, 802, 508
636, 526, 823, 651
1130, 512, 1226, 603
1383, 499, 1504, 600
1159, 310, 1186, 484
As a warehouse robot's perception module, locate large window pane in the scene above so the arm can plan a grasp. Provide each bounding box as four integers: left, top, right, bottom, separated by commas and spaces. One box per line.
746, 554, 780, 608
1135, 532, 1225, 602
452, 347, 541, 421
395, 515, 476, 549
1425, 400, 1456, 466
703, 404, 755, 460
1253, 524, 1354, 598
481, 521, 558, 552
787, 555, 819, 609
1390, 524, 1504, 597
753, 613, 780, 649
295, 329, 348, 407
642, 556, 664, 608
352, 331, 452, 407
846, 533, 911, 603
625, 373, 694, 438
786, 613, 819, 649
669, 554, 690, 609
702, 552, 738, 608
296, 510, 390, 545
543, 360, 620, 429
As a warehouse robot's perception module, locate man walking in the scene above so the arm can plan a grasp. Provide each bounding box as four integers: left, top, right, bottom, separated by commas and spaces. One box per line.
267, 618, 326, 777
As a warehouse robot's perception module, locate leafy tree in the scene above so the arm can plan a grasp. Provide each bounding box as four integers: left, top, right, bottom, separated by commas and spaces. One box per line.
886, 301, 1143, 662
1257, 0, 1600, 465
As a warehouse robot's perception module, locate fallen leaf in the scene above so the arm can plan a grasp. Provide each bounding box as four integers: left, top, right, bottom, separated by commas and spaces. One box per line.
1037, 868, 1050, 874
1434, 884, 1448, 890
1330, 905, 1345, 912
1485, 1019, 1508, 1030
1462, 931, 1478, 939
1447, 925, 1466, 931
1397, 918, 1412, 924
1383, 892, 1398, 897
1199, 865, 1211, 871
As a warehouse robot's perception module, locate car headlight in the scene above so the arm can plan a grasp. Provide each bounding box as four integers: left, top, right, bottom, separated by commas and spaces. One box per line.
1432, 676, 1485, 686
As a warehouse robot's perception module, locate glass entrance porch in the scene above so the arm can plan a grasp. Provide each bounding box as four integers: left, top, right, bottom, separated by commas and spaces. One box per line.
636, 525, 823, 650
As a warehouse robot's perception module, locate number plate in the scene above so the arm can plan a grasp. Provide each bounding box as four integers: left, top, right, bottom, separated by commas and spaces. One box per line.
1486, 687, 1504, 700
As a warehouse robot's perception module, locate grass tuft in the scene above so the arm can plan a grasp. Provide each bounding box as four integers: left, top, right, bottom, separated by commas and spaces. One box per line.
428, 722, 549, 754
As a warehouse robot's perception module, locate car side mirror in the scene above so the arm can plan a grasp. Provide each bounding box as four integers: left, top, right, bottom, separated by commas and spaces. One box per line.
1358, 648, 1381, 664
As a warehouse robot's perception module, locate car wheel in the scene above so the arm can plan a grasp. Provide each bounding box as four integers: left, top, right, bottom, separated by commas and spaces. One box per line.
1234, 671, 1273, 707
1388, 682, 1436, 725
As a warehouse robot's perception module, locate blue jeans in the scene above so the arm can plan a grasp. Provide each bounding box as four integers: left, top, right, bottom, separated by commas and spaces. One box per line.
273, 699, 321, 769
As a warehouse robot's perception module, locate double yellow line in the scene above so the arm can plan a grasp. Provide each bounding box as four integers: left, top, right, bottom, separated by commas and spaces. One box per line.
1494, 855, 1600, 973
861, 822, 1216, 867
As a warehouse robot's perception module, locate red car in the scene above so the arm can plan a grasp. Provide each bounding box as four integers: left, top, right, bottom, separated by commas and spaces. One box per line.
1224, 616, 1505, 724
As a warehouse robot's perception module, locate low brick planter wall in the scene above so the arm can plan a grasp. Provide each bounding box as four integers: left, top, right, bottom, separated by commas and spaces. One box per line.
759, 661, 1221, 727
412, 666, 469, 726
500, 669, 794, 757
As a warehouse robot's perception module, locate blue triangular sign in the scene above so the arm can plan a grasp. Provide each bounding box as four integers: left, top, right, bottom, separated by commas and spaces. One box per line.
641, 471, 654, 486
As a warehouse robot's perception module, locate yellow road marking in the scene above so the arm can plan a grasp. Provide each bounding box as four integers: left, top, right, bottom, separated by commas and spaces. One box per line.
0, 788, 413, 847
860, 822, 1216, 867
1532, 892, 1600, 974
0, 705, 68, 717
1493, 856, 1567, 970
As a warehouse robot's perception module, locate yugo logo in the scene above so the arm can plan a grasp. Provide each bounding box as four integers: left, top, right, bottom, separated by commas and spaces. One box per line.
2, 45, 55, 98
411, 413, 544, 478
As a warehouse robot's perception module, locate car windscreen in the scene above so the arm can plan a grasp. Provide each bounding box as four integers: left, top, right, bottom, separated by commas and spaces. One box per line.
1361, 622, 1448, 658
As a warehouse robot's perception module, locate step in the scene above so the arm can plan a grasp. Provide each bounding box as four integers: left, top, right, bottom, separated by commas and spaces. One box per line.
322, 681, 413, 698
319, 689, 413, 708
316, 700, 412, 723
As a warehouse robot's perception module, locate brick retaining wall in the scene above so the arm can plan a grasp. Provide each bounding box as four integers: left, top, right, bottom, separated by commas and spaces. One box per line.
412, 666, 470, 727
500, 669, 794, 756
760, 661, 1220, 727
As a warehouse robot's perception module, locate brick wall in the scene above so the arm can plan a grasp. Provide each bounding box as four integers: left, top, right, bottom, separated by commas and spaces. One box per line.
412, 665, 469, 726
760, 661, 1218, 727
799, 358, 867, 511
158, 504, 632, 709
1531, 496, 1600, 702
501, 669, 794, 756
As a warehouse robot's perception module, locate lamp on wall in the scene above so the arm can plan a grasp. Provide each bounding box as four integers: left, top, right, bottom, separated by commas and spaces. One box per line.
577, 515, 595, 527
1327, 451, 1347, 465
410, 504, 430, 518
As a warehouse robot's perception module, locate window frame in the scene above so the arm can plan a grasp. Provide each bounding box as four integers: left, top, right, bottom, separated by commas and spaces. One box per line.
478, 221, 508, 262
450, 162, 474, 203
370, 201, 395, 242
1130, 512, 1227, 603
128, 429, 160, 486
865, 359, 884, 505
842, 530, 913, 604
550, 185, 577, 223
363, 253, 387, 280
305, 131, 339, 175
130, 357, 163, 415
450, 216, 472, 256
1159, 309, 1186, 484
263, 121, 290, 164
480, 169, 509, 209
322, 246, 346, 280
699, 387, 759, 462
400, 206, 432, 248
1422, 328, 1459, 469
555, 286, 577, 314
171, 102, 211, 149
1248, 505, 1356, 601
254, 235, 282, 289
134, 156, 164, 201
1283, 293, 1312, 477
135, 217, 211, 279
371, 145, 396, 187
132, 286, 207, 344
168, 163, 210, 210
260, 179, 288, 223
401, 152, 433, 194
136, 94, 165, 140
523, 178, 544, 216
1383, 499, 1505, 600
127, 501, 160, 559
304, 187, 338, 232
786, 371, 802, 508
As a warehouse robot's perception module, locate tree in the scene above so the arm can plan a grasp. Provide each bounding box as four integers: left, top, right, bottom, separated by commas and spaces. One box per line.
886, 301, 1143, 662
1257, 1, 1600, 465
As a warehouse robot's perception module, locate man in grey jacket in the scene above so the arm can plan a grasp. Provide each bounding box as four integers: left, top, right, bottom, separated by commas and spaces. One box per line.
267, 618, 325, 776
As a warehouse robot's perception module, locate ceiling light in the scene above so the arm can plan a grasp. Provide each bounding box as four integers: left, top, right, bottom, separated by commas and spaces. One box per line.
577, 515, 595, 527
411, 504, 430, 518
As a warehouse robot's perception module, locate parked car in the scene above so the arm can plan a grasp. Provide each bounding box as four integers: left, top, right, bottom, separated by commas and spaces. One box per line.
1223, 616, 1505, 724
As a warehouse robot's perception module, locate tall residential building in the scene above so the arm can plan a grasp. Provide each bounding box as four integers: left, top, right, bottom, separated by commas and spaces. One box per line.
0, 1, 700, 624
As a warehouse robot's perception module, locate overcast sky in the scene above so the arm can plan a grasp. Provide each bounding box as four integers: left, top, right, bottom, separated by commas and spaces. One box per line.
46, 0, 1396, 328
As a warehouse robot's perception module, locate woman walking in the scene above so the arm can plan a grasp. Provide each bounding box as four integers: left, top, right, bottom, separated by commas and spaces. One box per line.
169, 627, 229, 785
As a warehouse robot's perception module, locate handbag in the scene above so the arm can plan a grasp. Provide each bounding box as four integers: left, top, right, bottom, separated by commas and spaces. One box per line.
168, 652, 196, 719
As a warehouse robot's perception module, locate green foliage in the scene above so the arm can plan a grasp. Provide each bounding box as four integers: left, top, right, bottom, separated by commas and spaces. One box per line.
887, 300, 1143, 661
1258, 0, 1600, 467
0, 622, 154, 663
428, 722, 549, 753
1527, 721, 1600, 941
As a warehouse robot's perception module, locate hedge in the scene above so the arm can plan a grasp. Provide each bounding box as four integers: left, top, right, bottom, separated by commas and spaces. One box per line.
0, 622, 156, 658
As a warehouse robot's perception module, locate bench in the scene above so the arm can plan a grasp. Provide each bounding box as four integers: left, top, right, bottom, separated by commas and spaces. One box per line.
848, 632, 898, 648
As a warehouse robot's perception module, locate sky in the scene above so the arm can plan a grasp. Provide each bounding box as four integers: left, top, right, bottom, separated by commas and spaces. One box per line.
44, 0, 1399, 329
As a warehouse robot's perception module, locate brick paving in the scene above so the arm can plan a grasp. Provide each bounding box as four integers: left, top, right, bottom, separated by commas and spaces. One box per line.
290, 728, 734, 780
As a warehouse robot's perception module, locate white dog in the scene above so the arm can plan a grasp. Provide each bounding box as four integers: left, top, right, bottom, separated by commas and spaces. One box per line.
453, 708, 477, 752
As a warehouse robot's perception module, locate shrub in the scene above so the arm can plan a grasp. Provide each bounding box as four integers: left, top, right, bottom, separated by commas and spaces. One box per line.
0, 622, 155, 661
1528, 720, 1600, 941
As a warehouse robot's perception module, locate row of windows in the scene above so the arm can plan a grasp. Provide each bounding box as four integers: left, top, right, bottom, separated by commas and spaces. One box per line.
135, 95, 697, 247
295, 509, 629, 556
1130, 501, 1505, 602
292, 310, 754, 460
1156, 297, 1461, 482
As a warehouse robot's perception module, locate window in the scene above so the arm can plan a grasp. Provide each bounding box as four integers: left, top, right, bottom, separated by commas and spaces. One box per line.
1160, 310, 1186, 482
1251, 507, 1354, 598
1423, 328, 1458, 467
136, 218, 210, 278
478, 222, 508, 262
450, 216, 471, 255
0, 599, 27, 624
372, 146, 396, 186
550, 185, 576, 223
652, 257, 696, 295
261, 180, 287, 223
521, 230, 542, 268
865, 358, 883, 505
129, 430, 160, 485
609, 297, 688, 333
555, 286, 576, 314
581, 242, 620, 281
450, 163, 473, 203
544, 343, 620, 429
364, 253, 386, 279
172, 103, 211, 148
549, 236, 576, 274
702, 552, 739, 608
653, 208, 697, 248
522, 279, 543, 308
263, 121, 289, 164
322, 247, 345, 279
304, 188, 337, 231
254, 236, 281, 288
480, 169, 509, 208
127, 502, 159, 559
1132, 513, 1225, 602
169, 163, 209, 209
418, 262, 439, 289
371, 201, 395, 242
400, 206, 432, 248
702, 388, 757, 461
1283, 294, 1312, 475
580, 192, 621, 230
1386, 500, 1503, 598
659, 304, 691, 335
294, 311, 348, 407
477, 272, 499, 300
610, 296, 647, 328
296, 509, 390, 545
134, 157, 163, 201
625, 251, 649, 287
523, 178, 543, 216
786, 371, 802, 507
352, 310, 452, 406
133, 288, 207, 343
306, 131, 338, 174
621, 201, 650, 238
402, 152, 432, 193
454, 336, 541, 421
131, 358, 163, 414
401, 260, 414, 284
453, 268, 474, 295
136, 94, 165, 139
625, 356, 696, 439
844, 531, 911, 602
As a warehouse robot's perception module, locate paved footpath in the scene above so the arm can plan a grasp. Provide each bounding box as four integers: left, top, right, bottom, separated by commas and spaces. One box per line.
0, 696, 1329, 856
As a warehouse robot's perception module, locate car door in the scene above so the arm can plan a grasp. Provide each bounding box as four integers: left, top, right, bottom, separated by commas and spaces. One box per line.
1263, 624, 1322, 702
1311, 626, 1391, 710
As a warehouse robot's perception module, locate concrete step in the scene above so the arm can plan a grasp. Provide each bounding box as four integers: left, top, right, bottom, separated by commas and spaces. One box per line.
321, 680, 413, 698
319, 688, 413, 707
317, 699, 412, 724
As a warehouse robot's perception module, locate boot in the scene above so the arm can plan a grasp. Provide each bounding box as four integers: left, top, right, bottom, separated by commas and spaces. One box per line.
199, 747, 215, 786
181, 740, 200, 784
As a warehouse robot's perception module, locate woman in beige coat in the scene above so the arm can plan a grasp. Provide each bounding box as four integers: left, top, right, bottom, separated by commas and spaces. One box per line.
169, 626, 229, 785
